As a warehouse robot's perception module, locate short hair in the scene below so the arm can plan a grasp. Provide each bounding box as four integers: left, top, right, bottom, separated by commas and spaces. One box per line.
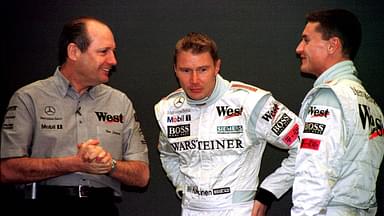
58, 16, 109, 65
306, 9, 362, 60
173, 32, 219, 65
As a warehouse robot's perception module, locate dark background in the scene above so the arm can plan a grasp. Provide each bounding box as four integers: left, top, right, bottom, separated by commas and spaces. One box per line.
2, 0, 383, 215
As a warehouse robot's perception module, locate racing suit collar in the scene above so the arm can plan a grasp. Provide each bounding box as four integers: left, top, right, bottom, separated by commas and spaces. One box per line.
186, 74, 229, 106
314, 60, 361, 88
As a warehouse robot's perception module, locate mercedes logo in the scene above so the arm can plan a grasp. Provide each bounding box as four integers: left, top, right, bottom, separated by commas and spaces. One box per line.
44, 106, 56, 115
174, 96, 185, 108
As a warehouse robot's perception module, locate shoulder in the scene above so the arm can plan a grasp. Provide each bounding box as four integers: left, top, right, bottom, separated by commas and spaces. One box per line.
229, 81, 270, 98
156, 88, 184, 105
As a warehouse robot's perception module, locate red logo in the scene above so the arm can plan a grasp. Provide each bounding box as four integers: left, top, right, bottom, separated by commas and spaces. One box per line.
301, 138, 321, 150
282, 123, 299, 146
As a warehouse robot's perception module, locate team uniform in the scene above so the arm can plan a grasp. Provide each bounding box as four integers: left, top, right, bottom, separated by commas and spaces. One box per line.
155, 75, 302, 215
1, 67, 149, 197
292, 61, 384, 216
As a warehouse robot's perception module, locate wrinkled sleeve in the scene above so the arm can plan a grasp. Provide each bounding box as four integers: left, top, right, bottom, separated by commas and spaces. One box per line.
158, 131, 184, 197
1, 91, 34, 158
154, 101, 184, 198
122, 96, 149, 163
253, 95, 302, 201
291, 89, 343, 216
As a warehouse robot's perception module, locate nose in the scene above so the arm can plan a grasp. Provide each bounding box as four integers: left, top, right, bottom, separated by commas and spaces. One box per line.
190, 71, 198, 83
296, 41, 304, 55
108, 51, 117, 65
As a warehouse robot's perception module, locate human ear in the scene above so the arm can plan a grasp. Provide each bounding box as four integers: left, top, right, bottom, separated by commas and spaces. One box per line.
67, 43, 81, 61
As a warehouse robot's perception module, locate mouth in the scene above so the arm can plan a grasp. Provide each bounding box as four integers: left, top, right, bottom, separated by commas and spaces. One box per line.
189, 87, 203, 93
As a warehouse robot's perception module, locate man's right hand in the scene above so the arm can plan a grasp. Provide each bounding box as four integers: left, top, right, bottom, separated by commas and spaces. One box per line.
77, 139, 113, 174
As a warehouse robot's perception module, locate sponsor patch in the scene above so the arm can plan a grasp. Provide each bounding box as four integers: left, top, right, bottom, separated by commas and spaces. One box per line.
95, 112, 124, 123
301, 138, 321, 150
282, 123, 299, 146
167, 114, 191, 123
187, 186, 231, 196
304, 122, 326, 135
308, 106, 330, 118
359, 104, 383, 140
272, 113, 292, 135
217, 125, 243, 134
167, 124, 190, 138
41, 124, 63, 130
174, 96, 185, 108
262, 103, 280, 122
216, 106, 243, 119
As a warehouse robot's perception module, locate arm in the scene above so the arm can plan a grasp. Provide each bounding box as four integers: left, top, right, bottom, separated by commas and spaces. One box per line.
252, 95, 302, 206
157, 131, 184, 198
1, 139, 113, 183
251, 200, 268, 216
291, 89, 343, 215
116, 99, 150, 188
108, 160, 149, 188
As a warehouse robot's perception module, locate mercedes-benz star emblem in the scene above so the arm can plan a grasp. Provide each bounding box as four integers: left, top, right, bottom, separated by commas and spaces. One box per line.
174, 96, 185, 108
44, 106, 56, 115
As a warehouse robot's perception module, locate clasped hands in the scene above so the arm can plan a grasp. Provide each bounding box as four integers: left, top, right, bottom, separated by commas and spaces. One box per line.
77, 139, 114, 174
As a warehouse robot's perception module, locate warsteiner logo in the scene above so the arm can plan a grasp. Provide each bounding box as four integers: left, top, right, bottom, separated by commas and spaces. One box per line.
167, 124, 190, 138
216, 106, 243, 119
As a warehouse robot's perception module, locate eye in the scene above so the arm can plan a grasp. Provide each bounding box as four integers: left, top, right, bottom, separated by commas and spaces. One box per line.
180, 68, 191, 73
198, 67, 208, 73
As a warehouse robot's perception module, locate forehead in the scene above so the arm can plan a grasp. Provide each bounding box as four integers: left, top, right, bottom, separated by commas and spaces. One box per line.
303, 22, 321, 35
176, 51, 214, 65
85, 20, 115, 47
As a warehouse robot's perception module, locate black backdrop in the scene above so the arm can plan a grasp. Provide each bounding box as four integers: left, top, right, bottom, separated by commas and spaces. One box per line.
2, 1, 383, 215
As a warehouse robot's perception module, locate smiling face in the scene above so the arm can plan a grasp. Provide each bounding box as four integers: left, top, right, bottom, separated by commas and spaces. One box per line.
296, 22, 331, 77
75, 20, 117, 86
174, 50, 221, 100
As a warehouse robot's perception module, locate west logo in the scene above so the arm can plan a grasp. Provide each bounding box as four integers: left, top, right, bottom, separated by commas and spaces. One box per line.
272, 113, 292, 135
167, 124, 190, 138
358, 104, 383, 139
95, 112, 123, 123
308, 106, 330, 118
262, 103, 280, 122
216, 106, 243, 119
304, 122, 326, 135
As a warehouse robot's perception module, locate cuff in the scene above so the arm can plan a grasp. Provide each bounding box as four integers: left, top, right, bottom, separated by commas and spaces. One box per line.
176, 185, 183, 199
254, 188, 278, 207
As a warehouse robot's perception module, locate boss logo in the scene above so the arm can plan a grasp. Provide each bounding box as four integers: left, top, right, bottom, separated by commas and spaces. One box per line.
167, 124, 190, 138
271, 113, 292, 135
304, 122, 326, 135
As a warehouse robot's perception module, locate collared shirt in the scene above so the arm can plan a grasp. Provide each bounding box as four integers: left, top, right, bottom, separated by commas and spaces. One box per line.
1, 67, 149, 195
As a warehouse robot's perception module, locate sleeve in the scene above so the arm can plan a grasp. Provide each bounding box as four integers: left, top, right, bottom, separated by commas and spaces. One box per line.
121, 96, 149, 163
291, 89, 343, 216
252, 95, 302, 203
157, 131, 184, 198
1, 91, 34, 158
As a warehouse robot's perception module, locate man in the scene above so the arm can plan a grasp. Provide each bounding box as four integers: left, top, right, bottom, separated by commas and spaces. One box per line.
292, 9, 384, 215
1, 17, 149, 215
154, 32, 302, 216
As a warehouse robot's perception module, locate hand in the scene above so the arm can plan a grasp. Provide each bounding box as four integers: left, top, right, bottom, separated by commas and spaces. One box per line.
251, 200, 268, 216
77, 139, 113, 174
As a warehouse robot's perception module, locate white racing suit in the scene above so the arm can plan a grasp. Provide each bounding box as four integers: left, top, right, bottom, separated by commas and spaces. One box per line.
292, 61, 384, 216
155, 75, 302, 215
